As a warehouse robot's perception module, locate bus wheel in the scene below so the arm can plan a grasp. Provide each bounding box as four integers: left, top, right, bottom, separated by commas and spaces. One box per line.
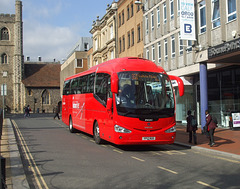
69, 117, 76, 133
93, 122, 102, 144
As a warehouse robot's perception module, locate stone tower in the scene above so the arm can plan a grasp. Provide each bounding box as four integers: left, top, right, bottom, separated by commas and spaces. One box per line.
13, 0, 24, 112
0, 0, 24, 113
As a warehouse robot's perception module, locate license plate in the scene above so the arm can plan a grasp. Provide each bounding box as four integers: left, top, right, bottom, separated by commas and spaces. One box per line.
142, 137, 156, 141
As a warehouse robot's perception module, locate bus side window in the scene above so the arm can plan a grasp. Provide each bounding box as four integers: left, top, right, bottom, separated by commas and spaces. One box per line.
63, 80, 71, 95
70, 78, 78, 94
95, 73, 111, 106
87, 73, 95, 93
82, 76, 88, 94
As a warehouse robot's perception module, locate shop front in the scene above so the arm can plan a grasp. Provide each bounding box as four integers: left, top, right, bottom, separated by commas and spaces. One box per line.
175, 38, 240, 128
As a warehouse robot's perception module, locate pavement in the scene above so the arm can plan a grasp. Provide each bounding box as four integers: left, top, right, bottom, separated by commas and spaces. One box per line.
1, 118, 240, 189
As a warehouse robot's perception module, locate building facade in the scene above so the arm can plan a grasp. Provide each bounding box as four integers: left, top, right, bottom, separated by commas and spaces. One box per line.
117, 0, 144, 58
143, 0, 240, 127
23, 62, 61, 113
0, 0, 24, 113
60, 37, 92, 95
90, 1, 118, 66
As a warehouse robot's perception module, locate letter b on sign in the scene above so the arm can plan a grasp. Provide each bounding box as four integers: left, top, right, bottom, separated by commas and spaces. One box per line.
184, 24, 192, 33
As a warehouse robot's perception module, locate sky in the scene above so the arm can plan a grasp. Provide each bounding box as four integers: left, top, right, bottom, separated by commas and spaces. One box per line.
0, 0, 114, 62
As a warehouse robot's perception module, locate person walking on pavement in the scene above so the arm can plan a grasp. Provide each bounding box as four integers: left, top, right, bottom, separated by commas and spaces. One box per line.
205, 110, 217, 147
54, 102, 61, 120
24, 105, 31, 118
186, 110, 197, 144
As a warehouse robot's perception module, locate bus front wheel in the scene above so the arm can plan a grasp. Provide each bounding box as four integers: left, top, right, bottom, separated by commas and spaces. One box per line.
93, 122, 102, 144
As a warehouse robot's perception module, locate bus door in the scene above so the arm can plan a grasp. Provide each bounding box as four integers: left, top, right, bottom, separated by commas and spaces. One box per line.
94, 73, 113, 138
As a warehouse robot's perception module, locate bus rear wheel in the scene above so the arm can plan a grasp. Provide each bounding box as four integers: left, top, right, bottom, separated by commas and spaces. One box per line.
93, 122, 102, 144
69, 117, 76, 133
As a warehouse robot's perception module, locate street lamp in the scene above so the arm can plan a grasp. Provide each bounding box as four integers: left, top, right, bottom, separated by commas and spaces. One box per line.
134, 1, 144, 11
134, 1, 142, 5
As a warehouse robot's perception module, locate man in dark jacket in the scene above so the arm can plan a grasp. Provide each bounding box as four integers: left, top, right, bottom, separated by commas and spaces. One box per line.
186, 110, 197, 144
205, 110, 217, 147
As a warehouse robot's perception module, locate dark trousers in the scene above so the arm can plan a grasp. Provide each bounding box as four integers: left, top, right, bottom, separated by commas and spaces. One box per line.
209, 128, 215, 144
189, 131, 197, 144
54, 113, 60, 119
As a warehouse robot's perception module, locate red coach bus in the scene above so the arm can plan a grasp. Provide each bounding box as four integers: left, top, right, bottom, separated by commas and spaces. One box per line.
62, 57, 184, 145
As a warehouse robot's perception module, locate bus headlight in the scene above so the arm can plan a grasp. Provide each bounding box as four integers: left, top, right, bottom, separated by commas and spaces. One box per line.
114, 125, 132, 133
165, 126, 176, 133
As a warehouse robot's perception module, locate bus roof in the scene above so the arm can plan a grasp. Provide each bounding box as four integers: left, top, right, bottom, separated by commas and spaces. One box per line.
65, 57, 167, 81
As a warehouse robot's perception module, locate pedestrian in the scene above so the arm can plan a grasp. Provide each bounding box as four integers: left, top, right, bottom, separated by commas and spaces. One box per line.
24, 105, 31, 118
186, 110, 197, 144
54, 102, 60, 120
205, 110, 217, 147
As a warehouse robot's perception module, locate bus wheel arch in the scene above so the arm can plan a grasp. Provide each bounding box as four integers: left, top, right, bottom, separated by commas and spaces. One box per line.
93, 121, 102, 144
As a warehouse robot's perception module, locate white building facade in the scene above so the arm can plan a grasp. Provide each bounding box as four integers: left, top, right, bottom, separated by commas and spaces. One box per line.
143, 0, 240, 128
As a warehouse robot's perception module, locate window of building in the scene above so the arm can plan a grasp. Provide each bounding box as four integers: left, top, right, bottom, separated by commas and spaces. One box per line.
152, 45, 155, 62
137, 24, 141, 42
27, 89, 32, 96
187, 40, 193, 52
119, 38, 122, 53
170, 0, 174, 20
111, 50, 114, 60
75, 59, 83, 68
122, 35, 125, 51
84, 43, 88, 51
42, 90, 50, 105
171, 35, 175, 58
212, 0, 220, 28
128, 31, 131, 48
199, 0, 206, 33
131, 29, 134, 46
0, 27, 9, 40
131, 2, 134, 17
110, 24, 114, 39
145, 16, 149, 34
179, 32, 183, 55
163, 3, 167, 24
158, 42, 161, 63
127, 5, 130, 20
146, 48, 149, 60
151, 11, 154, 30
157, 7, 160, 28
122, 10, 125, 24
178, 0, 180, 15
1, 53, 8, 64
137, 4, 140, 12
119, 14, 122, 27
227, 0, 236, 22
2, 71, 7, 77
164, 39, 168, 60
95, 38, 98, 51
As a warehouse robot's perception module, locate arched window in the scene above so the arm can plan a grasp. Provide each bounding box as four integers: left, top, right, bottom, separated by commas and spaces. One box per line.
42, 90, 50, 104
1, 53, 8, 64
0, 27, 9, 40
